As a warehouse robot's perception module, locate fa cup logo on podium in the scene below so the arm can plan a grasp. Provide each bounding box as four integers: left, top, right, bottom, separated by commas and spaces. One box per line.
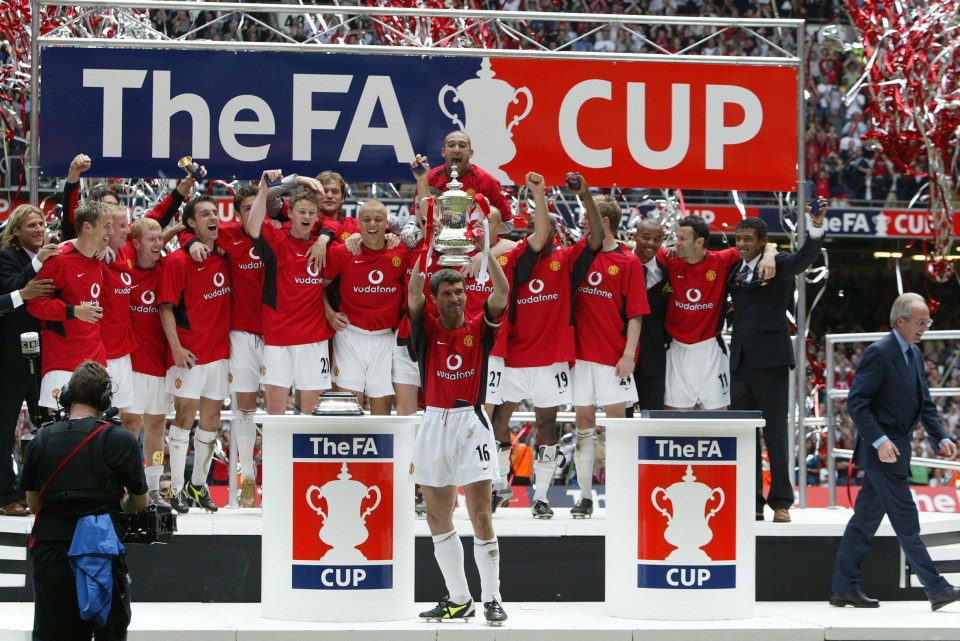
438, 57, 533, 184
651, 465, 725, 564
306, 462, 381, 563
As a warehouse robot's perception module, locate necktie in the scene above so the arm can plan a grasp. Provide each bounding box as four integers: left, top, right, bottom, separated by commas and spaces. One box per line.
736, 264, 751, 288
643, 264, 650, 288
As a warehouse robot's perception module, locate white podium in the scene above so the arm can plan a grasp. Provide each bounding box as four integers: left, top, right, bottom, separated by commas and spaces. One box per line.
259, 415, 419, 622
601, 412, 761, 620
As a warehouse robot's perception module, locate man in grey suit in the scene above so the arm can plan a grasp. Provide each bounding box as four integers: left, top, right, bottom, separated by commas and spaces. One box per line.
830, 293, 960, 611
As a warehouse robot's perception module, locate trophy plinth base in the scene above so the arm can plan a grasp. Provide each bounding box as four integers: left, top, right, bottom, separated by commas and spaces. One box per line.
437, 254, 474, 267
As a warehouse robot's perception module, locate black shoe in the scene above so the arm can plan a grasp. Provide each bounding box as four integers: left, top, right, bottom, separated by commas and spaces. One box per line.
491, 486, 513, 513
419, 596, 475, 621
169, 489, 190, 514
531, 499, 553, 519
185, 481, 219, 513
829, 590, 879, 608
483, 599, 508, 626
930, 585, 960, 611
148, 490, 172, 510
571, 498, 594, 519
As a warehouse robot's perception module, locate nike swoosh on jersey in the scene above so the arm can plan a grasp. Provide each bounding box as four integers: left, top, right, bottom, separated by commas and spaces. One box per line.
197, 266, 206, 271
295, 253, 305, 257
233, 240, 244, 245
76, 273, 84, 278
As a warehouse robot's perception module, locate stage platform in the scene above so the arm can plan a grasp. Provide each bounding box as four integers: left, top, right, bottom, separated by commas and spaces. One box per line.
0, 599, 959, 640
1, 506, 958, 604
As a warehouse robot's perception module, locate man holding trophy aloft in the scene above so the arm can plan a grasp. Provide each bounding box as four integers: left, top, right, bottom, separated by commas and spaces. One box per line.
407, 172, 511, 625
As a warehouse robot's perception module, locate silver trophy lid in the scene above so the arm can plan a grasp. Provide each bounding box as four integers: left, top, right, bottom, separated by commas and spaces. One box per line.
311, 392, 364, 416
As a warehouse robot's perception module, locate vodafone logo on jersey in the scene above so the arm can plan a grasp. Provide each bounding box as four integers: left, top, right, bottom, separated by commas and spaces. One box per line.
120, 272, 132, 286
518, 277, 559, 305
675, 287, 713, 311
204, 271, 231, 300
249, 247, 261, 261
437, 352, 474, 381
90, 283, 101, 299
131, 289, 158, 313
296, 261, 323, 285
580, 270, 613, 299
353, 268, 397, 294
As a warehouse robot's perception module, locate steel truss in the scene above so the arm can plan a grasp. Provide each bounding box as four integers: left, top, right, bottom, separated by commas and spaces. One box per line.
30, 0, 813, 505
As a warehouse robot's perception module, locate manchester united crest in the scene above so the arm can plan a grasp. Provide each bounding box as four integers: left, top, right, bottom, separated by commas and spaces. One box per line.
498, 256, 509, 266
550, 260, 562, 272
706, 270, 717, 282
608, 265, 620, 276
464, 335, 474, 347
391, 256, 402, 267
174, 378, 183, 390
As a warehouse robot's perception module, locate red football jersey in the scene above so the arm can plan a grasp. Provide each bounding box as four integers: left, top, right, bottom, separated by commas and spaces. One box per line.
573, 244, 649, 366
100, 244, 138, 360
157, 249, 231, 365
659, 246, 740, 344
503, 239, 597, 368
27, 247, 107, 375
253, 222, 333, 347
322, 243, 408, 332
129, 261, 167, 377
217, 223, 264, 336
413, 310, 498, 409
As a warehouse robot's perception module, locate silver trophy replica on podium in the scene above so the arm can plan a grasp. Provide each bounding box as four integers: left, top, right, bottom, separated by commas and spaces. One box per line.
432, 168, 486, 267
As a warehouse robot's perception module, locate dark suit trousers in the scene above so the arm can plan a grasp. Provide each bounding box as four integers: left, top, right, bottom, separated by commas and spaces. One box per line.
635, 372, 665, 413
730, 361, 793, 511
831, 469, 948, 596
0, 356, 39, 504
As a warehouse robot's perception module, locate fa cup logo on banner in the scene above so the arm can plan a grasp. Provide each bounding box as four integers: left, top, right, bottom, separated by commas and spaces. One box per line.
306, 462, 382, 563
651, 465, 725, 564
439, 57, 533, 184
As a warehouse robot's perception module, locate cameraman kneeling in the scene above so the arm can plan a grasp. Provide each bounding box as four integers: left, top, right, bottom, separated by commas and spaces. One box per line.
19, 360, 147, 641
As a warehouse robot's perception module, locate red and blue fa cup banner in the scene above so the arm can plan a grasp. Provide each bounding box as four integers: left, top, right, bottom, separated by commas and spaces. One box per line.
290, 433, 394, 590
636, 436, 738, 589
39, 47, 798, 191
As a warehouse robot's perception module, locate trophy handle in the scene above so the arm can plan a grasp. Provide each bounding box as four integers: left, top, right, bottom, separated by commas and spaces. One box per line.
306, 485, 326, 522
651, 487, 671, 523
361, 485, 381, 523
507, 87, 533, 133
705, 488, 725, 522
438, 85, 465, 131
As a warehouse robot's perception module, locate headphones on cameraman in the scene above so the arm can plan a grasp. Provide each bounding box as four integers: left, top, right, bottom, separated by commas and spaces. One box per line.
57, 380, 113, 413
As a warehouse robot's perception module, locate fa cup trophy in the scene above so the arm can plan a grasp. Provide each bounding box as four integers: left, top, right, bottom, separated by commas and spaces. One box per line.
432, 168, 487, 267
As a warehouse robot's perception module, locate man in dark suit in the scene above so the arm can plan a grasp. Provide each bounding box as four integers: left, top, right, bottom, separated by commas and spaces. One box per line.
830, 293, 960, 611
728, 198, 827, 523
631, 217, 669, 411
0, 205, 59, 516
